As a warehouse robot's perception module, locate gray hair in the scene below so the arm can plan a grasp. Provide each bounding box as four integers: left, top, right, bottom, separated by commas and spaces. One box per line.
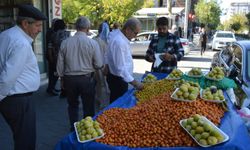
123, 17, 141, 31
16, 16, 36, 25
75, 16, 91, 30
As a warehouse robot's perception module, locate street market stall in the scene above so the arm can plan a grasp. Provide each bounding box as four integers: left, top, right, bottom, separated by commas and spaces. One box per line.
55, 72, 250, 150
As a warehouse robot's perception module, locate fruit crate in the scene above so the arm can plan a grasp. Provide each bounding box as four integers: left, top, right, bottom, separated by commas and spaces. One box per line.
74, 122, 104, 143
200, 89, 225, 103
180, 116, 229, 147
171, 88, 198, 102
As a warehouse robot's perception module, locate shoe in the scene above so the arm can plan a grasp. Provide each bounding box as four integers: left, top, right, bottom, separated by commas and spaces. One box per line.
54, 89, 61, 92
59, 91, 67, 98
46, 89, 59, 96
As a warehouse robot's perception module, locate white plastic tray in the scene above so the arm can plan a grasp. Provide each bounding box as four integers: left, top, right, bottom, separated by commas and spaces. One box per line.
166, 76, 182, 80
180, 116, 229, 147
200, 89, 225, 103
74, 122, 104, 143
204, 74, 223, 81
171, 88, 197, 102
186, 73, 203, 78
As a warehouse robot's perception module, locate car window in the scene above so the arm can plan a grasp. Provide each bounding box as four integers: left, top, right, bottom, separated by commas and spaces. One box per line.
247, 50, 250, 81
149, 33, 157, 40
233, 46, 242, 67
231, 45, 243, 80
68, 30, 95, 38
221, 47, 233, 66
87, 31, 97, 38
216, 33, 234, 38
136, 34, 149, 41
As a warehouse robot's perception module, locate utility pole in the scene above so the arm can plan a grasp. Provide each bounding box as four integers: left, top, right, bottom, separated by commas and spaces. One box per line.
167, 0, 172, 27
184, 0, 191, 39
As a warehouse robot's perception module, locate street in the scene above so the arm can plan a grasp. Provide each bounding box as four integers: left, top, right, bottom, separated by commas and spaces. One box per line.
133, 47, 217, 75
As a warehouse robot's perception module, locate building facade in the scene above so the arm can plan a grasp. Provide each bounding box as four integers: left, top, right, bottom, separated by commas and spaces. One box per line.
135, 0, 198, 33
133, 7, 185, 31
156, 0, 185, 7
221, 0, 250, 22
0, 0, 61, 76
229, 1, 250, 16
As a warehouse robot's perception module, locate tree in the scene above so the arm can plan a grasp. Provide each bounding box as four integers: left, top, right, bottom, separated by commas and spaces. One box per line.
221, 13, 248, 33
230, 22, 241, 32
62, 0, 81, 25
216, 23, 224, 31
246, 12, 250, 36
62, 0, 153, 28
143, 0, 154, 8
230, 13, 247, 33
194, 0, 221, 29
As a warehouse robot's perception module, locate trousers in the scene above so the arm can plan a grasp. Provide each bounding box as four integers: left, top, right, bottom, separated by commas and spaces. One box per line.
47, 62, 59, 92
0, 93, 36, 150
64, 74, 96, 131
107, 73, 128, 103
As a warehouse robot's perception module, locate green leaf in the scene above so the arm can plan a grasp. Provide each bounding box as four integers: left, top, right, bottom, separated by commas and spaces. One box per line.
62, 0, 152, 28
194, 0, 221, 29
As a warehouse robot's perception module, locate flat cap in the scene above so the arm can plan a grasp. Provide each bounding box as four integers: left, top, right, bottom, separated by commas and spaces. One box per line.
18, 4, 47, 20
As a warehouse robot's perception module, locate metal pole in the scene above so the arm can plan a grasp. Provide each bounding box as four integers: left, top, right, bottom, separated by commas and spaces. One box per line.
184, 0, 190, 39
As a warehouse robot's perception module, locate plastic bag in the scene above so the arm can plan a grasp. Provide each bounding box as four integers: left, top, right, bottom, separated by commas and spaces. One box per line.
237, 107, 250, 132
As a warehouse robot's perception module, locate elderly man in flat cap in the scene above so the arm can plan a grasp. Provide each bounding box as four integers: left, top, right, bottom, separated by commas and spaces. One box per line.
0, 4, 46, 150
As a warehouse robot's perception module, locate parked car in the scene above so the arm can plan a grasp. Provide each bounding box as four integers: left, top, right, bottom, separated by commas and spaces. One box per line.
211, 31, 236, 51
217, 41, 250, 132
130, 31, 190, 57
218, 41, 250, 108
90, 30, 98, 36
68, 29, 97, 38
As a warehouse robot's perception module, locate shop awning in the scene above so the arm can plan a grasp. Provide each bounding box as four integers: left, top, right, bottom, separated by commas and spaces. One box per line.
133, 7, 185, 18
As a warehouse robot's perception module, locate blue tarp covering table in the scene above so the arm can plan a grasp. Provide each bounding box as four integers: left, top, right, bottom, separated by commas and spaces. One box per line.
55, 73, 250, 150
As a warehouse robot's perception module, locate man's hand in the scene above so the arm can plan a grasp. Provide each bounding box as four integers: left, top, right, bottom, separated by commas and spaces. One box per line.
134, 82, 143, 90
147, 55, 155, 62
130, 80, 144, 90
164, 53, 174, 61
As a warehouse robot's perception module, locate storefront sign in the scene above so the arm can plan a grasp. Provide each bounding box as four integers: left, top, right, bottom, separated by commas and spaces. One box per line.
52, 0, 62, 19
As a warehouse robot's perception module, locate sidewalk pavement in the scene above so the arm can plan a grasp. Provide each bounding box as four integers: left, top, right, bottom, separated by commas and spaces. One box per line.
0, 73, 143, 150
0, 80, 70, 150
